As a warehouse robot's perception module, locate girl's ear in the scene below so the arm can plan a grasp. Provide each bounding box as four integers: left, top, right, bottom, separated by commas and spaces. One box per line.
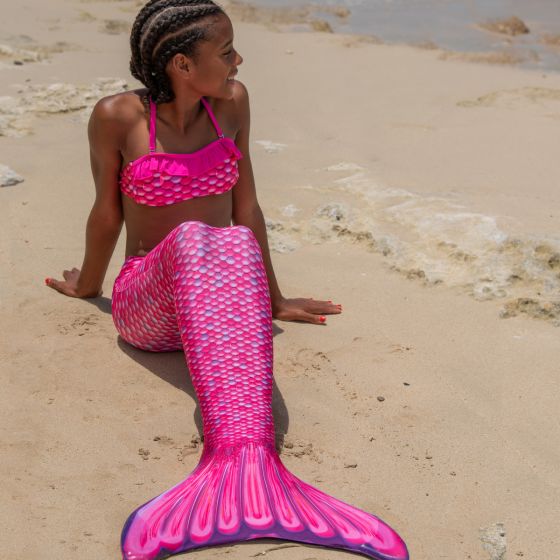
169, 53, 191, 77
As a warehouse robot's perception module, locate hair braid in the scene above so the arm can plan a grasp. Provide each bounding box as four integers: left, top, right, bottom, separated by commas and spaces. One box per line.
129, 0, 225, 103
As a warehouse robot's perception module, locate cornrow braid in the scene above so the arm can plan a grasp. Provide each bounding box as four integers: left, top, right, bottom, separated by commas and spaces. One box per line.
129, 0, 225, 103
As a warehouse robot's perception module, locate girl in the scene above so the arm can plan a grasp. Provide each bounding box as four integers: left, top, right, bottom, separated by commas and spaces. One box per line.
46, 2, 408, 559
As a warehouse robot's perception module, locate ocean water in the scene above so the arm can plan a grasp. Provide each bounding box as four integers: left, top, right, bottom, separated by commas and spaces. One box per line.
265, 163, 560, 326
241, 0, 560, 72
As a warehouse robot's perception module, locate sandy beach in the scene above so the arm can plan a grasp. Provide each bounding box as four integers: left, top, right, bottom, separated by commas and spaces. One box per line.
2, 1, 560, 559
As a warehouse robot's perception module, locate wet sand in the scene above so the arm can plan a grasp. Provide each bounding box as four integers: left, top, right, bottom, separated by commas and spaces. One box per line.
1, 0, 560, 559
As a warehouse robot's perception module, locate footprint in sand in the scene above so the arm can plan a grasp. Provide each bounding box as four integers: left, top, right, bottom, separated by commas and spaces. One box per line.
152, 435, 175, 446
175, 434, 203, 463
387, 343, 413, 354
282, 348, 336, 379
57, 313, 99, 336
279, 436, 322, 463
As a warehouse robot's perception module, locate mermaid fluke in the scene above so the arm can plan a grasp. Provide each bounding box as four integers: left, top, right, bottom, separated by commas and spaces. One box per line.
122, 440, 408, 560
112, 221, 409, 560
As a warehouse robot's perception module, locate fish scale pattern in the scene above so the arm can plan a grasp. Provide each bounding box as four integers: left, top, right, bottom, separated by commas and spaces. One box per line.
111, 220, 409, 560
118, 95, 244, 207
119, 152, 240, 207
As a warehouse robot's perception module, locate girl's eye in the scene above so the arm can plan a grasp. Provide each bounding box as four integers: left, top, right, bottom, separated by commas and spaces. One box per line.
224, 50, 233, 56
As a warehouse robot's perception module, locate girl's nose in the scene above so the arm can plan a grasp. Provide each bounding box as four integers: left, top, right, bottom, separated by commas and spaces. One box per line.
236, 51, 243, 66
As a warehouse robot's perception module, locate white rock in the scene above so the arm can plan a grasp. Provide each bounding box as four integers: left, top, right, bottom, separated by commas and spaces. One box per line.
326, 162, 364, 171
0, 78, 128, 137
316, 202, 348, 221
254, 140, 288, 154
479, 522, 506, 560
280, 204, 300, 217
0, 164, 24, 187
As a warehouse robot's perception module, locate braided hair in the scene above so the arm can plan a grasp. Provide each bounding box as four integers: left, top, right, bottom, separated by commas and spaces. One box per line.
130, 0, 225, 103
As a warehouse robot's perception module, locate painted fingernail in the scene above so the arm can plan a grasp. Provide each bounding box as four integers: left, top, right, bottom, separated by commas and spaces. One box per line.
319, 316, 326, 323
45, 277, 50, 285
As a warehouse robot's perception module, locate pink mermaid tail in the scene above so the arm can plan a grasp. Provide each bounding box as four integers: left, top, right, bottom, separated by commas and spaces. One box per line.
111, 221, 409, 560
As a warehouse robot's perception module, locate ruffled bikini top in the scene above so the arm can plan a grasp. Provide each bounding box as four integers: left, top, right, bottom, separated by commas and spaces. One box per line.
119, 96, 243, 207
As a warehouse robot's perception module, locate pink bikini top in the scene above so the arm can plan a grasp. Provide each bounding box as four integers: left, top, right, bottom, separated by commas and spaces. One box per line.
119, 96, 243, 207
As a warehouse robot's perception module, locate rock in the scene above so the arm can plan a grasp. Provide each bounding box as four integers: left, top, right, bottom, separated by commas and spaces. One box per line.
344, 462, 357, 468
479, 16, 529, 36
480, 522, 507, 560
0, 164, 24, 187
541, 34, 560, 47
316, 202, 347, 222
310, 19, 333, 33
0, 43, 42, 63
254, 140, 288, 154
100, 20, 131, 35
280, 203, 300, 217
0, 78, 128, 137
377, 396, 385, 402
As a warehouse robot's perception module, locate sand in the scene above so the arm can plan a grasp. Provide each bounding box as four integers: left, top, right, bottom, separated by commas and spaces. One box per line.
1, 1, 559, 559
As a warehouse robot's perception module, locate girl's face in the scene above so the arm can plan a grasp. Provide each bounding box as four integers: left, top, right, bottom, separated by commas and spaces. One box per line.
171, 13, 243, 100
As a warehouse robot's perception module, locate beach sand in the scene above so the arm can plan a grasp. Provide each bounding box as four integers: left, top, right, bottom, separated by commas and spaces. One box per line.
1, 1, 559, 559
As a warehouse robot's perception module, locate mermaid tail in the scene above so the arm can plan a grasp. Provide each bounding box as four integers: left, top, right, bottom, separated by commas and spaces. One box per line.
112, 221, 408, 560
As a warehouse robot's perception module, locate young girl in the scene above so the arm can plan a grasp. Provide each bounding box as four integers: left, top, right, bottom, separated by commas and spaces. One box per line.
46, 2, 408, 559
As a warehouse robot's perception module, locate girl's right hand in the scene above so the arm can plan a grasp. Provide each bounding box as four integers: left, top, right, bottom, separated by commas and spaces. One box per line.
45, 268, 101, 298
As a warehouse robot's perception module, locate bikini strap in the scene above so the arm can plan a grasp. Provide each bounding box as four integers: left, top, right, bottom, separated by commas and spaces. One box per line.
200, 97, 225, 139
148, 96, 157, 153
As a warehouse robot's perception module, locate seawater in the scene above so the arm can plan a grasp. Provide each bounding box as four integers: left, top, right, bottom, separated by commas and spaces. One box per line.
266, 163, 560, 326
241, 0, 560, 73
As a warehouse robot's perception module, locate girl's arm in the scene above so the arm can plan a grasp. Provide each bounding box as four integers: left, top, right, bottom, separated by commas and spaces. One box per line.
46, 97, 125, 298
231, 82, 341, 324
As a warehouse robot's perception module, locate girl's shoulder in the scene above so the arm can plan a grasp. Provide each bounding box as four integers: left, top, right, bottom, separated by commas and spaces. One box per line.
88, 89, 148, 149
90, 88, 148, 127
206, 80, 249, 138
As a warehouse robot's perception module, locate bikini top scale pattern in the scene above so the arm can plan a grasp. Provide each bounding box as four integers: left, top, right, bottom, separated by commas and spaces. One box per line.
119, 96, 243, 207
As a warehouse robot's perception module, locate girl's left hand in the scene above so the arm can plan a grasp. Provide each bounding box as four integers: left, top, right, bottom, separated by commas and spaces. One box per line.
272, 296, 342, 325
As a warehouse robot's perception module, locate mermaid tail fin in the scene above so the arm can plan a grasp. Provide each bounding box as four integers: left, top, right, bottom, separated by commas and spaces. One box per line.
121, 442, 409, 560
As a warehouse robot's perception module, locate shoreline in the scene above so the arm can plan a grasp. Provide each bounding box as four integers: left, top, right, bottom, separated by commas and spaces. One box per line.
226, 0, 560, 74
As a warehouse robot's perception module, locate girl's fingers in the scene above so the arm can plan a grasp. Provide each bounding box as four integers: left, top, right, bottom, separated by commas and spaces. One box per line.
297, 310, 327, 325
305, 300, 342, 314
45, 278, 74, 297
62, 268, 80, 281
46, 278, 61, 292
